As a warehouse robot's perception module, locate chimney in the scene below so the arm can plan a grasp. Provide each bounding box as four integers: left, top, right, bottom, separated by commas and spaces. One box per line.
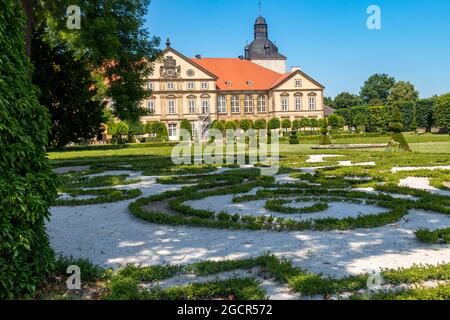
195, 54, 202, 59
290, 66, 301, 72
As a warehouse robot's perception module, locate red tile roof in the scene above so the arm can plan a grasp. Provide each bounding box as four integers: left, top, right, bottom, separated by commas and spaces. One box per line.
191, 58, 292, 91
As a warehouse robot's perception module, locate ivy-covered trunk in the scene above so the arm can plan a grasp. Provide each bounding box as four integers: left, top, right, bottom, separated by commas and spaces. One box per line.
0, 0, 58, 299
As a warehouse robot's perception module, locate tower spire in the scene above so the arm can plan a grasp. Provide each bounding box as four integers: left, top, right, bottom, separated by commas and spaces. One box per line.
258, 0, 262, 15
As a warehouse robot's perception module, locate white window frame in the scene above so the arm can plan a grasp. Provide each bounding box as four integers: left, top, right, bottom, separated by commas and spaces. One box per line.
231, 96, 240, 114
201, 82, 209, 90
167, 82, 175, 91
201, 99, 210, 115
187, 82, 195, 90
168, 99, 176, 114
188, 99, 196, 114
147, 99, 155, 113
281, 97, 289, 112
295, 79, 302, 87
147, 82, 154, 90
217, 96, 227, 114
295, 97, 302, 111
257, 96, 266, 113
191, 123, 197, 137
309, 97, 316, 110
168, 123, 177, 137
244, 96, 254, 114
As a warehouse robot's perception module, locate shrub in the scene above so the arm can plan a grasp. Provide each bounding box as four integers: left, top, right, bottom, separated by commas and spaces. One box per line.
319, 118, 332, 145
282, 119, 292, 130
0, 1, 58, 299
433, 93, 450, 130
239, 119, 253, 131
254, 119, 267, 130
225, 121, 237, 130
327, 114, 345, 131
268, 117, 281, 130
416, 97, 437, 129
388, 106, 410, 151
289, 130, 299, 144
292, 120, 301, 130
210, 120, 225, 132
180, 119, 192, 138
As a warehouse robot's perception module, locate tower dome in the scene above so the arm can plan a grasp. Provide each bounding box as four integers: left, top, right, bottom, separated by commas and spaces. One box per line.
244, 15, 287, 73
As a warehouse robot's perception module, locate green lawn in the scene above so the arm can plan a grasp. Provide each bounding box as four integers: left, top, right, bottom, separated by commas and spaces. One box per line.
48, 134, 450, 161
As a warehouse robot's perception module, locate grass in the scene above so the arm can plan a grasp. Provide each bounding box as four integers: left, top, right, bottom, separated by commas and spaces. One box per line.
30, 254, 450, 300
415, 228, 450, 244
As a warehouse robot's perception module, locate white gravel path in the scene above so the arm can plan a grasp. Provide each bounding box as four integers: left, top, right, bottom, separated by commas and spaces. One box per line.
399, 177, 450, 196
392, 166, 450, 172
184, 195, 387, 221
47, 171, 450, 279
306, 155, 342, 163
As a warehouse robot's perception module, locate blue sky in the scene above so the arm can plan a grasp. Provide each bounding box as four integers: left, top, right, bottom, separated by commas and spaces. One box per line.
145, 0, 450, 98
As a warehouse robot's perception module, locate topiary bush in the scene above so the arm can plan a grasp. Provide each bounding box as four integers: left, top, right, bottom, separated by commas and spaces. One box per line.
388, 106, 411, 151
319, 118, 332, 145
0, 1, 59, 299
239, 119, 253, 131
289, 130, 299, 144
268, 117, 281, 131
253, 119, 267, 131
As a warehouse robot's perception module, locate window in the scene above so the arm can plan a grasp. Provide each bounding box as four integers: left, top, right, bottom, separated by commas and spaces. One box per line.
188, 99, 196, 114
187, 82, 195, 90
191, 123, 197, 137
244, 96, 254, 113
147, 82, 154, 90
168, 99, 176, 114
281, 97, 289, 111
295, 97, 302, 111
217, 96, 227, 114
201, 99, 210, 114
309, 97, 316, 110
168, 123, 177, 137
201, 82, 209, 90
295, 79, 302, 87
231, 96, 240, 114
257, 96, 266, 113
167, 82, 175, 90
147, 100, 155, 114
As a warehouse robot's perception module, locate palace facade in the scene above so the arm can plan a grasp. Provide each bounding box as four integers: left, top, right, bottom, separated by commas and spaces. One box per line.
142, 15, 326, 140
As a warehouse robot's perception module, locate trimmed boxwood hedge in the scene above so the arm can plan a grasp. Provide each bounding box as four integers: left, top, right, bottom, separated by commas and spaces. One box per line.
0, 1, 59, 299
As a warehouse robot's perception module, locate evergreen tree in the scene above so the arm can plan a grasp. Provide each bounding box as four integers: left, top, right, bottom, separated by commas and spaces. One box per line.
388, 106, 411, 151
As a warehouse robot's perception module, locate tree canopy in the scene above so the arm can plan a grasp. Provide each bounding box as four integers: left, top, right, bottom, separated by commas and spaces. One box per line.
333, 92, 363, 109
360, 73, 396, 106
36, 0, 161, 120
387, 81, 419, 104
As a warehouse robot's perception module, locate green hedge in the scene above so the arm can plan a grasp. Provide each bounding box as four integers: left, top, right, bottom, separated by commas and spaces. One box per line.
0, 1, 59, 299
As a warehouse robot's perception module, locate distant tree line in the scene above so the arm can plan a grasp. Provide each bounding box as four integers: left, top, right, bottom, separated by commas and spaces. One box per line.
324, 73, 450, 132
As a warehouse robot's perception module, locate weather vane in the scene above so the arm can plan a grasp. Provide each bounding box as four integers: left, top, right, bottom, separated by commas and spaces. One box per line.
258, 1, 262, 15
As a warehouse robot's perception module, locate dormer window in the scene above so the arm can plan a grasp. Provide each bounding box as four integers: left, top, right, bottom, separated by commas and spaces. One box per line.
225, 80, 233, 86
247, 81, 253, 86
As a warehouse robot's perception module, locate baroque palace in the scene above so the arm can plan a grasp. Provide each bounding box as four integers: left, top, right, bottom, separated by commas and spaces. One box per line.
142, 15, 326, 141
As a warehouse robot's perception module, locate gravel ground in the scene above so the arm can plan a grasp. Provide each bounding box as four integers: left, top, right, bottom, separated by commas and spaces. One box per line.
47, 169, 450, 278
